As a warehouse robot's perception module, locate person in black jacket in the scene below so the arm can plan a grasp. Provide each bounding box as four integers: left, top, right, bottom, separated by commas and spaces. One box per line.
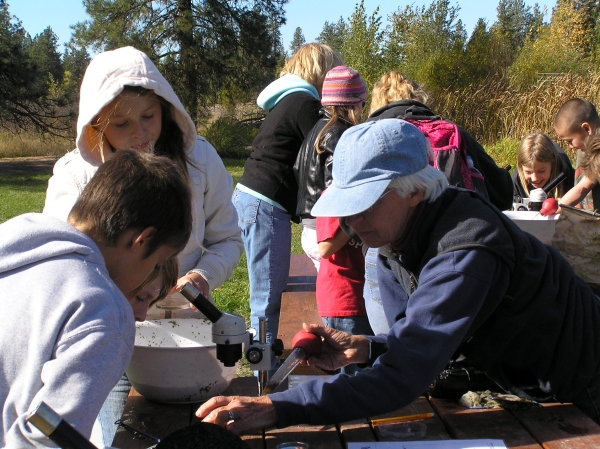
367, 71, 513, 211
294, 65, 366, 270
232, 43, 343, 350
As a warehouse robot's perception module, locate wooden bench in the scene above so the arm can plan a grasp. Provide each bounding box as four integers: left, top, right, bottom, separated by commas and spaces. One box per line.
285, 253, 317, 291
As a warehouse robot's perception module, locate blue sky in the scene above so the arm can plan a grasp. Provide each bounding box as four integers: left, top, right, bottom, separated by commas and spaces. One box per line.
10, 0, 555, 53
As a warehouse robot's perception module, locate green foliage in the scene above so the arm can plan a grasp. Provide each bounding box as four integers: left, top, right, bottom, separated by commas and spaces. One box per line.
72, 0, 287, 124
289, 27, 306, 55
317, 18, 347, 54
484, 137, 520, 173
386, 0, 467, 93
0, 4, 71, 134
203, 117, 255, 158
340, 0, 386, 88
508, 25, 589, 89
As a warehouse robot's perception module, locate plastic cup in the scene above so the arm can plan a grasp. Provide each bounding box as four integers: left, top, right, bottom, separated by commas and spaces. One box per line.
376, 421, 427, 441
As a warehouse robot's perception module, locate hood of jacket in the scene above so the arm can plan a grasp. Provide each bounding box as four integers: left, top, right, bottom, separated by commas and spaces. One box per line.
0, 213, 102, 276
257, 74, 319, 111
76, 46, 198, 166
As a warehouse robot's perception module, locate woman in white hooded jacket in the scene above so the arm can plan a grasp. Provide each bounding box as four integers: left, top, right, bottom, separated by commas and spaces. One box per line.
43, 46, 243, 445
44, 46, 242, 302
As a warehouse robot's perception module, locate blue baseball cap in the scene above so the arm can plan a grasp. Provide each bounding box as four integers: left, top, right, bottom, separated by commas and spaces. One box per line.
311, 119, 429, 217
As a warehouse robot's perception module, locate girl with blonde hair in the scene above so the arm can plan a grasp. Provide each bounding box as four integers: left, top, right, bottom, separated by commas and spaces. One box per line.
369, 70, 428, 114
233, 43, 343, 349
513, 132, 574, 200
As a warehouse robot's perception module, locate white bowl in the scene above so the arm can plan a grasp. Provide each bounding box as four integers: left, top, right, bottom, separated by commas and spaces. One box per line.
503, 211, 559, 245
126, 319, 237, 403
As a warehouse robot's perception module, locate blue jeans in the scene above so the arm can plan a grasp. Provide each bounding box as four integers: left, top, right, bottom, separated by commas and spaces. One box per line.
364, 247, 391, 335
233, 188, 291, 353
322, 315, 373, 375
98, 373, 130, 447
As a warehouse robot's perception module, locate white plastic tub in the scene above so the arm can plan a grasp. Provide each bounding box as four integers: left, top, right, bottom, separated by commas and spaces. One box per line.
126, 319, 237, 403
503, 211, 559, 245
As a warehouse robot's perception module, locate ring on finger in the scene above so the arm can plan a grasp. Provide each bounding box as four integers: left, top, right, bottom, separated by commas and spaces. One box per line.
228, 410, 236, 421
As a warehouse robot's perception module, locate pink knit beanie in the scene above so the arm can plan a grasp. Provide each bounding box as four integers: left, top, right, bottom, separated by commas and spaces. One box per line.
321, 65, 367, 107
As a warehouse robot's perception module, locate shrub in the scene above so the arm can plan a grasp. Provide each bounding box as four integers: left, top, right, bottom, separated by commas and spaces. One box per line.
202, 116, 256, 158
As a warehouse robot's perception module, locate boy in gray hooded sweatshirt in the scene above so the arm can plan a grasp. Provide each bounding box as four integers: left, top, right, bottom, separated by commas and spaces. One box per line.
0, 150, 192, 448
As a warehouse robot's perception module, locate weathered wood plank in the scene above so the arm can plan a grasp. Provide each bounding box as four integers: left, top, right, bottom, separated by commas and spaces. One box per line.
112, 389, 190, 449
429, 397, 542, 449
510, 402, 600, 448
112, 377, 260, 448
265, 424, 342, 449
288, 253, 317, 285
278, 291, 321, 354
340, 419, 377, 445
369, 397, 450, 441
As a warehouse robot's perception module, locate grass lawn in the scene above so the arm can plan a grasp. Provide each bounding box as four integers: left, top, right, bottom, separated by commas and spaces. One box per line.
0, 173, 51, 223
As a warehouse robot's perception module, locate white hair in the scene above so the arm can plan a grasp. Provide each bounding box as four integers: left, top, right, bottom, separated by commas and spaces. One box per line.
387, 165, 448, 202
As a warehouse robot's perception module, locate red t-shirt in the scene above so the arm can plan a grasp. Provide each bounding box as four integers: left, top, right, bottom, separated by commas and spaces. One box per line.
316, 216, 366, 317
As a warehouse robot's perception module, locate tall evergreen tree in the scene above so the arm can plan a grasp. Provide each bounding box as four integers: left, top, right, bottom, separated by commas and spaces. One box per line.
0, 3, 69, 133
341, 0, 385, 87
386, 0, 466, 92
28, 27, 64, 93
492, 0, 544, 69
317, 18, 346, 54
289, 26, 305, 55
72, 0, 287, 123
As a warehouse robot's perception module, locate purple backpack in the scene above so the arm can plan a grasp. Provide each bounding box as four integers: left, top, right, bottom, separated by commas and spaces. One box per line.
406, 118, 475, 191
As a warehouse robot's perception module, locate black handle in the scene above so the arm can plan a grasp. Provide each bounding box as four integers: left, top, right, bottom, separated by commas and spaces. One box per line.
27, 402, 97, 449
543, 172, 567, 194
179, 283, 223, 323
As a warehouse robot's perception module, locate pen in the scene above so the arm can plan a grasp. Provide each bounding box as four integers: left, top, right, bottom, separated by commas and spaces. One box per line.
370, 412, 434, 426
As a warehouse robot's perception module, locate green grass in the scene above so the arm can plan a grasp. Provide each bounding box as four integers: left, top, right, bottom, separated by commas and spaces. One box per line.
0, 173, 51, 222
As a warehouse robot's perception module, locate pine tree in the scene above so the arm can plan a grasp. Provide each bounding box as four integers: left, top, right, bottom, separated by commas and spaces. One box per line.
72, 0, 288, 123
289, 27, 306, 55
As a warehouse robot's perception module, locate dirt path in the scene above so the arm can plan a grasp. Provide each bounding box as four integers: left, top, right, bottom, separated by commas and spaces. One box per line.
0, 156, 57, 176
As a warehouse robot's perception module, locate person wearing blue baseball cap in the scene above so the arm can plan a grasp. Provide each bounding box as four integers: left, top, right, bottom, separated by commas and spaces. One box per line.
197, 118, 600, 431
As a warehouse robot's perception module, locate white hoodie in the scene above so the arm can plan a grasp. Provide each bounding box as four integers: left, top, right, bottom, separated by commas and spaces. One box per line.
0, 214, 134, 448
43, 46, 243, 293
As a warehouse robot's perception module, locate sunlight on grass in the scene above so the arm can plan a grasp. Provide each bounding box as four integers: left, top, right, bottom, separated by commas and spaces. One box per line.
0, 174, 51, 222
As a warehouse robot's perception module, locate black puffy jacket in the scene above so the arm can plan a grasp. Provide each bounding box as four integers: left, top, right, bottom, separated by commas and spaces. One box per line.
293, 109, 354, 219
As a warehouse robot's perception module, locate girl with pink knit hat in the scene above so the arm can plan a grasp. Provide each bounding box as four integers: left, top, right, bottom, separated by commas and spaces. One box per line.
294, 65, 367, 270
294, 66, 372, 373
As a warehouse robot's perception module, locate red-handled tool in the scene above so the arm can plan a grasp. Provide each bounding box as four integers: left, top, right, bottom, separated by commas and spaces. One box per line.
540, 198, 559, 216
262, 331, 322, 395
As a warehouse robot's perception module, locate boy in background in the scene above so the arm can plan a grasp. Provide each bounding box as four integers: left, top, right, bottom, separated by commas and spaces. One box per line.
554, 98, 600, 210
0, 150, 192, 448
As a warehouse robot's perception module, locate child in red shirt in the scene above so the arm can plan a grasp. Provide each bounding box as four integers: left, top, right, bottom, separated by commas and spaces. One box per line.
317, 214, 373, 374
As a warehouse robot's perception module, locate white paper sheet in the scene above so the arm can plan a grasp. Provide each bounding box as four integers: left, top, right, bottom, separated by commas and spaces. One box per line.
347, 439, 507, 449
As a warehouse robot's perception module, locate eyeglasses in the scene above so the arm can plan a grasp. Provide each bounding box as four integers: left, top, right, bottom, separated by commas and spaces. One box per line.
364, 189, 396, 214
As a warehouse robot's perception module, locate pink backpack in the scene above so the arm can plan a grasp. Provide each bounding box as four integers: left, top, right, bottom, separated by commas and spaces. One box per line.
406, 118, 474, 191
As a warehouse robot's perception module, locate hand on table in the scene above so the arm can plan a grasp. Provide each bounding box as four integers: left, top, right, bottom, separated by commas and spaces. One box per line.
171, 272, 211, 311
196, 395, 277, 434
301, 323, 370, 371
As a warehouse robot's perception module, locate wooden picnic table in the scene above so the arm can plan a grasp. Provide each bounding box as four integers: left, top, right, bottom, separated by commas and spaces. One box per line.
112, 377, 600, 448
112, 255, 600, 447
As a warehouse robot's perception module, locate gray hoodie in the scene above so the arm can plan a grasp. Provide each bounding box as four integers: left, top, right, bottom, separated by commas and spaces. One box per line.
0, 213, 134, 448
